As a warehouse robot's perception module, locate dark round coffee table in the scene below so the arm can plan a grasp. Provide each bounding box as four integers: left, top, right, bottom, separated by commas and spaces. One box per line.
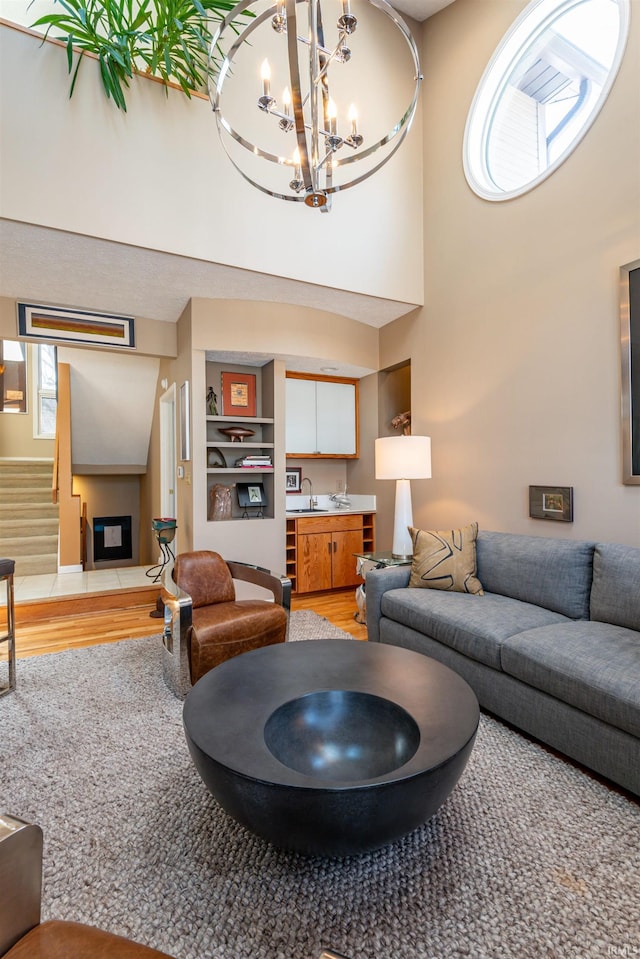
183, 639, 479, 857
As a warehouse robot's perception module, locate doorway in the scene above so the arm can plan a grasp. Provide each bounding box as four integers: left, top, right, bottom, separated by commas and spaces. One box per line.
159, 384, 177, 554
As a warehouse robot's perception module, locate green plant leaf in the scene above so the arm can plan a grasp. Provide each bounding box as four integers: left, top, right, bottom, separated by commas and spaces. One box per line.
69, 48, 85, 96
31, 0, 246, 111
66, 33, 74, 70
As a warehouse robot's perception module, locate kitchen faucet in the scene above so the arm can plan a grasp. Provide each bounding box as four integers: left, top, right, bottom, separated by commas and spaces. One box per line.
301, 476, 313, 510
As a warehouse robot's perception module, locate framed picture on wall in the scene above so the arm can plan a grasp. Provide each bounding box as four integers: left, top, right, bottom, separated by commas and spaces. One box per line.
221, 372, 257, 417
529, 485, 573, 522
93, 515, 132, 562
285, 467, 302, 492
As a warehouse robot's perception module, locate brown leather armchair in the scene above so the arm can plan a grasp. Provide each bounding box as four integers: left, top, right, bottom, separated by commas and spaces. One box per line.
0, 813, 350, 959
0, 813, 174, 958
161, 550, 291, 698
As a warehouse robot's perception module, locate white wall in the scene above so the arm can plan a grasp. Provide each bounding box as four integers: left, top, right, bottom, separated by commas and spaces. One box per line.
58, 347, 159, 471
0, 15, 424, 309
381, 0, 640, 547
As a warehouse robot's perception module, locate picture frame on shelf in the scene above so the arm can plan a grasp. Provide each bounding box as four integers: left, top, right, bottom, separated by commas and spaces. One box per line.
237, 482, 268, 508
285, 466, 302, 492
221, 371, 257, 417
529, 485, 573, 522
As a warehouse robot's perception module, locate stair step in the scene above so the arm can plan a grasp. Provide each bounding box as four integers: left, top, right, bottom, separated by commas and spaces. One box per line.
0, 533, 58, 557
0, 473, 54, 488
0, 503, 58, 520
0, 517, 59, 538
13, 554, 59, 577
0, 461, 59, 576
0, 488, 54, 504
0, 460, 53, 474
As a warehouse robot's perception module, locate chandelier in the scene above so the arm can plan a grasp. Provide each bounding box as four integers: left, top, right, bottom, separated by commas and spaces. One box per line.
209, 0, 422, 209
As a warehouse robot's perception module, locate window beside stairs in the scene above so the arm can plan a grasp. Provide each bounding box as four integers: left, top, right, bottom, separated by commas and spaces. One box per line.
35, 344, 57, 439
0, 340, 26, 413
0, 341, 57, 437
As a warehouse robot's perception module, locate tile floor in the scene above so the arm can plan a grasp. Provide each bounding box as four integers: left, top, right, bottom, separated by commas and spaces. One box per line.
1, 566, 155, 606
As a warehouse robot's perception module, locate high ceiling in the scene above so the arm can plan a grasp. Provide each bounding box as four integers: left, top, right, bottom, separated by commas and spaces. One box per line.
0, 0, 456, 336
393, 0, 455, 22
0, 220, 418, 330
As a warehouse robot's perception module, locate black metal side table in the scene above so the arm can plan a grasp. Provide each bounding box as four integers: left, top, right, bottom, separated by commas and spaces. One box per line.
0, 558, 16, 695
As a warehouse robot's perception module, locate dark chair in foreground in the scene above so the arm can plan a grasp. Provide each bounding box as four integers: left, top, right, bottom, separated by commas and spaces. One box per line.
0, 813, 350, 959
0, 559, 16, 696
161, 550, 290, 698
0, 813, 174, 958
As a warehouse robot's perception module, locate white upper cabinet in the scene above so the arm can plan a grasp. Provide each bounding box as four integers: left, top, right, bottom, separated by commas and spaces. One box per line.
286, 374, 359, 458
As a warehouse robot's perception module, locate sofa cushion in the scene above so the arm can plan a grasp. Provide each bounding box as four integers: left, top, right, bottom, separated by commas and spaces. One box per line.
380, 587, 570, 670
590, 543, 640, 631
476, 531, 594, 619
408, 523, 484, 594
501, 622, 640, 738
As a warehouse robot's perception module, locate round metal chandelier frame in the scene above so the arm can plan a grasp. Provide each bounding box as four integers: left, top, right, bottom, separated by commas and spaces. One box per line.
208, 0, 423, 208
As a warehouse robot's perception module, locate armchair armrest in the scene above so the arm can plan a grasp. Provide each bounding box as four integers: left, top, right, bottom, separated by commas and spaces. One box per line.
160, 567, 193, 656
226, 561, 291, 614
0, 814, 42, 956
160, 567, 193, 699
365, 566, 411, 643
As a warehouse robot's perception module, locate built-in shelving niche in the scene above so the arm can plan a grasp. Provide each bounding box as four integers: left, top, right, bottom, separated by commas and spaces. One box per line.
205, 360, 276, 522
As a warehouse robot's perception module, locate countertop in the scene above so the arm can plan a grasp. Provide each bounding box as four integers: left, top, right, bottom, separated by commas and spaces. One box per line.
285, 493, 376, 517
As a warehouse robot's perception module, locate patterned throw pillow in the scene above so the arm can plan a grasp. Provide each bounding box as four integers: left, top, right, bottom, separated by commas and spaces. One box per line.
408, 523, 484, 595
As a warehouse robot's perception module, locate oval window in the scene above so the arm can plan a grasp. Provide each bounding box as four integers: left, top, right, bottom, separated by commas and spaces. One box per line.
463, 0, 630, 201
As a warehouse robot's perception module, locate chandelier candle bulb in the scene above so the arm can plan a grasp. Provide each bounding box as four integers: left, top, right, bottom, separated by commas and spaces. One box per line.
279, 86, 294, 130
289, 147, 304, 192
327, 99, 337, 135
349, 104, 358, 136
261, 59, 271, 98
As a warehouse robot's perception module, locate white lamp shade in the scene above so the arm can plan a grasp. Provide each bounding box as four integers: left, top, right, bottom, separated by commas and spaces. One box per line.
375, 435, 432, 480
375, 435, 432, 558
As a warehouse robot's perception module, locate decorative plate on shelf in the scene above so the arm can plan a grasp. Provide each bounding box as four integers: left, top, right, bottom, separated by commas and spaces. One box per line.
219, 427, 256, 443
207, 447, 227, 467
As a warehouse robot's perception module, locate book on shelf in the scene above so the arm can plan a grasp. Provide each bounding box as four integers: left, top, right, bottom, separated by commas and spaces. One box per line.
235, 454, 272, 467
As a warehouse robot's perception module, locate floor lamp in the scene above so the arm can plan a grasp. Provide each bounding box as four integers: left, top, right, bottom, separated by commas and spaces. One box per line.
375, 436, 432, 559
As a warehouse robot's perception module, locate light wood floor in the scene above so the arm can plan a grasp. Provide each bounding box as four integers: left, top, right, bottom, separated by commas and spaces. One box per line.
9, 587, 367, 658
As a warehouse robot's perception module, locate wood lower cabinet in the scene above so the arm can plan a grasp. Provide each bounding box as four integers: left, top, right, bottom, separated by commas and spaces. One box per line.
288, 513, 375, 594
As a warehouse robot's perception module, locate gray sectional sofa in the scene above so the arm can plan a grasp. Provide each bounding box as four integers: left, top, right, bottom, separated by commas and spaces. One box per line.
365, 531, 640, 796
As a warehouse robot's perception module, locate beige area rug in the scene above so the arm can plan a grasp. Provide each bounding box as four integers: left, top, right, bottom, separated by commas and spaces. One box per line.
1, 611, 639, 959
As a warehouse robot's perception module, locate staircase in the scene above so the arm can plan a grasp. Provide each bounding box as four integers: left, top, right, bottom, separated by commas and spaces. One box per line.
0, 460, 59, 576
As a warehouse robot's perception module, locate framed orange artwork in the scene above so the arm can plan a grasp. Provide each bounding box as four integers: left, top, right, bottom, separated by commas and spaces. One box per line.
221, 372, 257, 417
